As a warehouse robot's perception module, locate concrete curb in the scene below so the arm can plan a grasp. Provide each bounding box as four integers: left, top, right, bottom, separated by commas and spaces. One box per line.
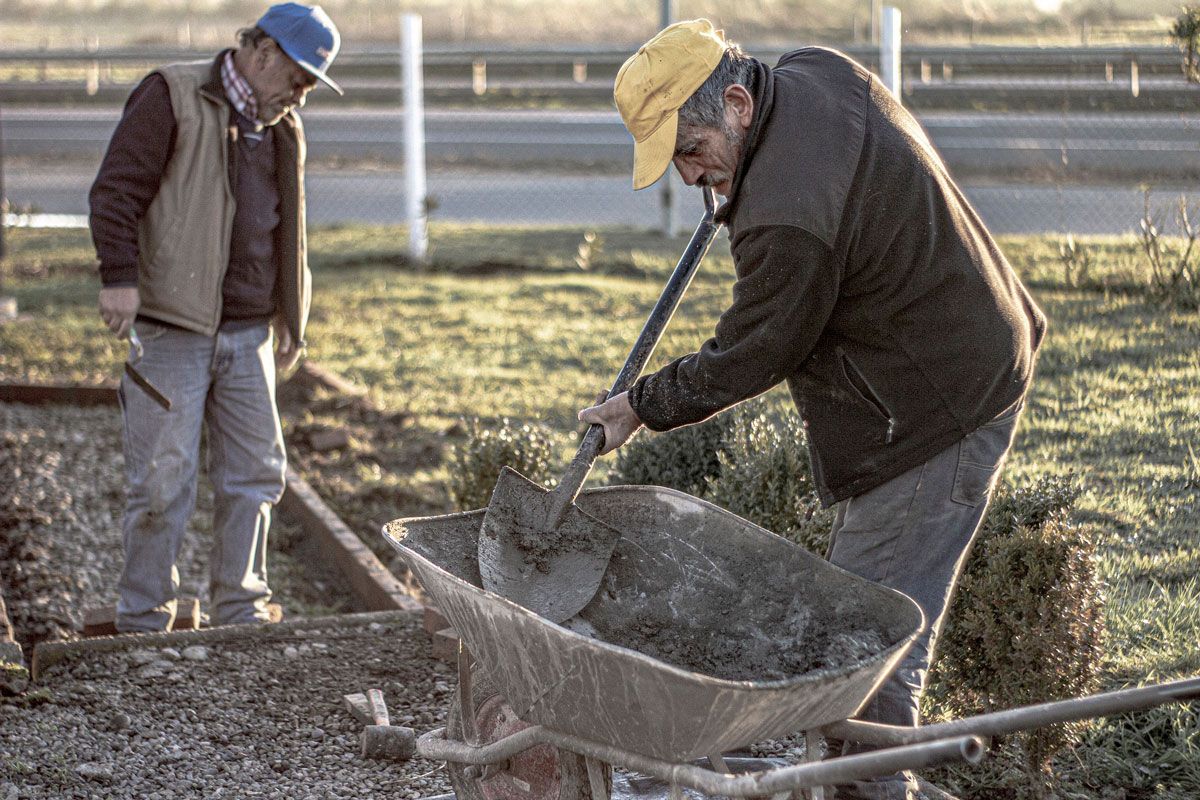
31, 608, 415, 681
0, 379, 422, 659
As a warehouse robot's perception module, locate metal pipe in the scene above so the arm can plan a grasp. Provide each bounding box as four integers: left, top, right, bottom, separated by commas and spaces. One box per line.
822, 676, 1200, 748
419, 724, 983, 795
585, 757, 609, 800
581, 736, 985, 795
417, 726, 546, 765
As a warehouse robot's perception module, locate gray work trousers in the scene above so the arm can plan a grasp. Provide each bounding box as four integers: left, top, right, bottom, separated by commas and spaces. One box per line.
115, 322, 286, 632
826, 401, 1023, 800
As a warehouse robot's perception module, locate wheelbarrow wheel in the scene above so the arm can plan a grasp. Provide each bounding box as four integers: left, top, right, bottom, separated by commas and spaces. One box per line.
446, 669, 612, 800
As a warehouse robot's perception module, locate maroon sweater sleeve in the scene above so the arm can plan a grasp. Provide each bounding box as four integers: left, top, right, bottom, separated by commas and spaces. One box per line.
628, 224, 841, 431
88, 73, 178, 286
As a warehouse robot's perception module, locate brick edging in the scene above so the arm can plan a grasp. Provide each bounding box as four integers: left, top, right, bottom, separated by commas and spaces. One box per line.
32, 609, 415, 680
0, 382, 119, 406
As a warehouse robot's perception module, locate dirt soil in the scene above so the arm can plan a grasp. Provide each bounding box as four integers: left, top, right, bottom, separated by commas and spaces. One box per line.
276, 368, 460, 589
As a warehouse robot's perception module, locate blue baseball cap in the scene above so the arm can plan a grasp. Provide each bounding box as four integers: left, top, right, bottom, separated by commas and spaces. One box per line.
256, 2, 343, 95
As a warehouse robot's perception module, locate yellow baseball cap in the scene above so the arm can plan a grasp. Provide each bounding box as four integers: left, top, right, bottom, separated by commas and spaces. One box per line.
614, 19, 727, 190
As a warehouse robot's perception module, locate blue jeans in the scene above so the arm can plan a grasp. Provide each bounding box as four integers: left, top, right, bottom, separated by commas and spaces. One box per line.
116, 321, 286, 632
826, 402, 1023, 800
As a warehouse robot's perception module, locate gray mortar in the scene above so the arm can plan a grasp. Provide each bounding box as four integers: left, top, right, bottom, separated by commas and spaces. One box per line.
593, 599, 887, 682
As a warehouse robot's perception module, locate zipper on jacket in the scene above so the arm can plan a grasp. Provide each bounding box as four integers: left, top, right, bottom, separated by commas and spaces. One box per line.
837, 347, 896, 444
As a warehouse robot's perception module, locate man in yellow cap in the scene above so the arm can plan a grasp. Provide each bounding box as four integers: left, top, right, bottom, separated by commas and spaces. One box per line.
579, 20, 1047, 800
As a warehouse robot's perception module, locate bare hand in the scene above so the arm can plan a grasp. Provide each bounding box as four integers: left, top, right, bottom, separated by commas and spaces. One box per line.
578, 391, 643, 455
99, 286, 140, 339
272, 317, 302, 372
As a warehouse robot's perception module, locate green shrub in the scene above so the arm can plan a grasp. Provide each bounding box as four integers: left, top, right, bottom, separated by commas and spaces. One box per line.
1057, 234, 1093, 288
610, 397, 832, 554
446, 417, 557, 511
1138, 190, 1200, 310
609, 408, 737, 496
926, 475, 1105, 799
703, 409, 832, 555
1171, 6, 1200, 82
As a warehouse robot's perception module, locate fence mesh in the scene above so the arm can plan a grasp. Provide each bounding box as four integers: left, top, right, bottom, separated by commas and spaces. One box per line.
5, 43, 1200, 241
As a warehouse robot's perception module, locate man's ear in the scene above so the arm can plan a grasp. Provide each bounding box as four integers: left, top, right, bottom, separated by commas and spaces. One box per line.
253, 37, 276, 70
723, 84, 755, 133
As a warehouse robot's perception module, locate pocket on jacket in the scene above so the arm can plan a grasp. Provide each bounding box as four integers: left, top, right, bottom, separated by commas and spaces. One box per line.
950, 406, 1021, 507
837, 347, 896, 443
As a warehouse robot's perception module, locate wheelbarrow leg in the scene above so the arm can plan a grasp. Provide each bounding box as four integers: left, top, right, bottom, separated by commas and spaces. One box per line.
805, 730, 827, 800
457, 642, 479, 746
586, 757, 610, 800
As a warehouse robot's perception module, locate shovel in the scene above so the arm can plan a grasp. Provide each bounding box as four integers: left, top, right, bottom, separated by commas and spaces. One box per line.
478, 186, 722, 623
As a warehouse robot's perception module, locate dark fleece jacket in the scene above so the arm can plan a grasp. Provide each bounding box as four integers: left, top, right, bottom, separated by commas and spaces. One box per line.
629, 48, 1046, 506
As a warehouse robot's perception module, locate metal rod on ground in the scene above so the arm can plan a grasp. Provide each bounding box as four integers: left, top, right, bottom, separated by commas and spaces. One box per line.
880, 6, 902, 103
658, 0, 675, 237
401, 13, 428, 265
822, 675, 1200, 749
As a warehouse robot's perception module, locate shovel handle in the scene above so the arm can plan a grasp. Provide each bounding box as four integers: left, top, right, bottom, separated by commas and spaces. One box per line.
550, 187, 722, 518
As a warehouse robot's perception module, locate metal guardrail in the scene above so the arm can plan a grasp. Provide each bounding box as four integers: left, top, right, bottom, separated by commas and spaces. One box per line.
0, 44, 1193, 110
0, 43, 1185, 74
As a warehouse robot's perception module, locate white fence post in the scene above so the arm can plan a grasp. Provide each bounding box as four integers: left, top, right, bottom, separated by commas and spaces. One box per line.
401, 13, 428, 264
880, 6, 902, 104
659, 0, 677, 236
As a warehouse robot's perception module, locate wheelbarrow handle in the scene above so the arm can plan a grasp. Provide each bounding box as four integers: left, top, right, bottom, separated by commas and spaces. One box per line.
555, 186, 722, 507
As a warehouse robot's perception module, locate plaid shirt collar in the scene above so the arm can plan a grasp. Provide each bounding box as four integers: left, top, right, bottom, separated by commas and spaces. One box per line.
221, 51, 261, 130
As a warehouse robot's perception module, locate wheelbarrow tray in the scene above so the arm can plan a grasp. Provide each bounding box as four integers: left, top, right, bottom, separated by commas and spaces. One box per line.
384, 485, 924, 763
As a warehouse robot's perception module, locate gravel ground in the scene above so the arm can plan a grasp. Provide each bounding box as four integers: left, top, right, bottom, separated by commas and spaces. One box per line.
0, 400, 355, 651
0, 611, 456, 799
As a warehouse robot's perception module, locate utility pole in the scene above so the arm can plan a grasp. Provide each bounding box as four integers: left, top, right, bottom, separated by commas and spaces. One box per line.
401, 14, 428, 265
659, 0, 677, 236
880, 7, 902, 104
0, 102, 13, 323
870, 0, 883, 44
0, 102, 6, 264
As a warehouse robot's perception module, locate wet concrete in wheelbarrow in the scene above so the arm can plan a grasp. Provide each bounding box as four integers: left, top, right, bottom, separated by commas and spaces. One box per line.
607, 604, 887, 682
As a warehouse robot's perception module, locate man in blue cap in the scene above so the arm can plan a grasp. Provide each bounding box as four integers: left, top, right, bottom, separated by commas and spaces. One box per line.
89, 3, 341, 632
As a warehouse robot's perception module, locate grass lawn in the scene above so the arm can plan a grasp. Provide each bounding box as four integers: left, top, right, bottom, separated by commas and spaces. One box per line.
1, 224, 1198, 797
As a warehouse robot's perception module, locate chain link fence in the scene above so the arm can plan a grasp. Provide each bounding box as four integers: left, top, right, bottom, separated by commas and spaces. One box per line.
4, 42, 1200, 240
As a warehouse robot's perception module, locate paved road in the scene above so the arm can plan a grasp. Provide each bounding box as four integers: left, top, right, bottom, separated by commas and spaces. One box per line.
5, 108, 1200, 234
7, 162, 1197, 235
7, 107, 1200, 178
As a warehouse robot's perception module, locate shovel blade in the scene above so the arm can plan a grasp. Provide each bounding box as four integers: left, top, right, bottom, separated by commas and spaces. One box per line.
478, 466, 621, 623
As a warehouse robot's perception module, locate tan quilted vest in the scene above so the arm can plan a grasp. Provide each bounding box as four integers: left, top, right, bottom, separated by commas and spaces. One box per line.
137, 58, 310, 343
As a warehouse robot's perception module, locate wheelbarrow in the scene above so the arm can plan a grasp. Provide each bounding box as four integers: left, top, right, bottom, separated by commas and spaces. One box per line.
383, 485, 1200, 800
